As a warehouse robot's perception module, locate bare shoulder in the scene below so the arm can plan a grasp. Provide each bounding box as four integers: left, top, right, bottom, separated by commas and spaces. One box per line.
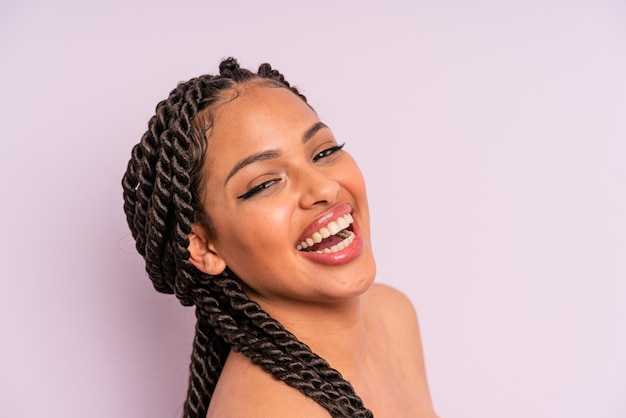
363, 283, 435, 411
206, 351, 329, 418
363, 282, 420, 329
362, 283, 425, 365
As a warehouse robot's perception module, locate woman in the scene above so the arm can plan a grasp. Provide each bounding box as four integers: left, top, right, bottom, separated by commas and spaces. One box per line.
122, 58, 438, 417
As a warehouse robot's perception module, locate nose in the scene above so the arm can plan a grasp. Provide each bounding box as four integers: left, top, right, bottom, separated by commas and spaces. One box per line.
297, 165, 340, 209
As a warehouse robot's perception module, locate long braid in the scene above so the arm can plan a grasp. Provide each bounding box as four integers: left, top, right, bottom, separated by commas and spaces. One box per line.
184, 315, 227, 416
206, 273, 372, 417
122, 57, 373, 417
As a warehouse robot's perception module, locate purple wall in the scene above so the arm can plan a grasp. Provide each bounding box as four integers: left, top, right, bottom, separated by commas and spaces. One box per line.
2, 1, 625, 417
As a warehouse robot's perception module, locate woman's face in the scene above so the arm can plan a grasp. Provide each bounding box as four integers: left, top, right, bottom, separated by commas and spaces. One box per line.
196, 84, 376, 308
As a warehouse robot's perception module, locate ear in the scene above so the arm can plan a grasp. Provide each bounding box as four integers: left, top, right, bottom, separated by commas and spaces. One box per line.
187, 224, 227, 275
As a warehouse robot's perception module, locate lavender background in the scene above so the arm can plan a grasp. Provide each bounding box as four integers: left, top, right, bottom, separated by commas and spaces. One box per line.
2, 1, 625, 417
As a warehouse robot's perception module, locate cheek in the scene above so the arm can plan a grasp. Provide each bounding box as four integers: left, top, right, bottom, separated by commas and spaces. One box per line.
215, 202, 294, 257
341, 159, 368, 202
339, 159, 371, 232
213, 204, 295, 284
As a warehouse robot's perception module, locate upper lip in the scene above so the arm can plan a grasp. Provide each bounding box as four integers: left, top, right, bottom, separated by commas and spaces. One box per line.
296, 202, 353, 245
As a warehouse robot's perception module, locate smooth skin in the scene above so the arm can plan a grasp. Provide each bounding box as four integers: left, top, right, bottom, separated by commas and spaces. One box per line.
188, 85, 438, 417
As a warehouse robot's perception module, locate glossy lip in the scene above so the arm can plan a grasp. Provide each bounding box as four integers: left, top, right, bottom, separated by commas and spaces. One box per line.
296, 202, 364, 266
296, 202, 353, 244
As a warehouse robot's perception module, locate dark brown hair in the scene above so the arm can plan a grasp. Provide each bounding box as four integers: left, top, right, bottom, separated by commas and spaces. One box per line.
122, 58, 373, 417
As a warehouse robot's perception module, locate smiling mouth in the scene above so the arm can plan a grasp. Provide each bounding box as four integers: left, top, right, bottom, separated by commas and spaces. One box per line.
296, 213, 356, 254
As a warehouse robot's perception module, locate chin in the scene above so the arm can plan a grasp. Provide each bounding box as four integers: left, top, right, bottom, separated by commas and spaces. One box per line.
335, 257, 377, 298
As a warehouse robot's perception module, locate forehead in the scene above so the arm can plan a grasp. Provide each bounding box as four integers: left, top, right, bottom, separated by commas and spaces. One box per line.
213, 85, 315, 137
203, 85, 319, 175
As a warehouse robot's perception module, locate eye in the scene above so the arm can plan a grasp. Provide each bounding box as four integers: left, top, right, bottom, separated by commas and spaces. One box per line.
237, 179, 280, 200
312, 143, 345, 162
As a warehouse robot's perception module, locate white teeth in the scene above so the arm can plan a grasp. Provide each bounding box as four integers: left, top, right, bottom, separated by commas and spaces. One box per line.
313, 230, 355, 254
328, 221, 341, 235
299, 213, 356, 252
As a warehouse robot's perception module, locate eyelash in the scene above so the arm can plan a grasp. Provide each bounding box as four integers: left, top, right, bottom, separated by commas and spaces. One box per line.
238, 142, 346, 200
238, 179, 279, 200
313, 143, 345, 162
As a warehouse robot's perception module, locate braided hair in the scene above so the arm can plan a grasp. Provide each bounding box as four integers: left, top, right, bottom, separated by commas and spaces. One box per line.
122, 58, 373, 418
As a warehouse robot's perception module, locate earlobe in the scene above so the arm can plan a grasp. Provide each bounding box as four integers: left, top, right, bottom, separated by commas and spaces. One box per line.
188, 224, 227, 275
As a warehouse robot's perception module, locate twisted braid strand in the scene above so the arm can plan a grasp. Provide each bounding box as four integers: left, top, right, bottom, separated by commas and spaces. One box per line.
122, 58, 373, 418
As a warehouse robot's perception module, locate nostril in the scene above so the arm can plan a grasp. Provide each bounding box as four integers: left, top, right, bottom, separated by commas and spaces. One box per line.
308, 182, 340, 208
297, 174, 340, 209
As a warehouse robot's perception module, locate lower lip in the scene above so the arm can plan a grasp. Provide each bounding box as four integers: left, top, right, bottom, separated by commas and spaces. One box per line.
298, 222, 364, 266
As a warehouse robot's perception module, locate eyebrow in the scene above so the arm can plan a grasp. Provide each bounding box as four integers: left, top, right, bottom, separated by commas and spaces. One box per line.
302, 121, 328, 143
224, 121, 329, 185
224, 150, 280, 185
